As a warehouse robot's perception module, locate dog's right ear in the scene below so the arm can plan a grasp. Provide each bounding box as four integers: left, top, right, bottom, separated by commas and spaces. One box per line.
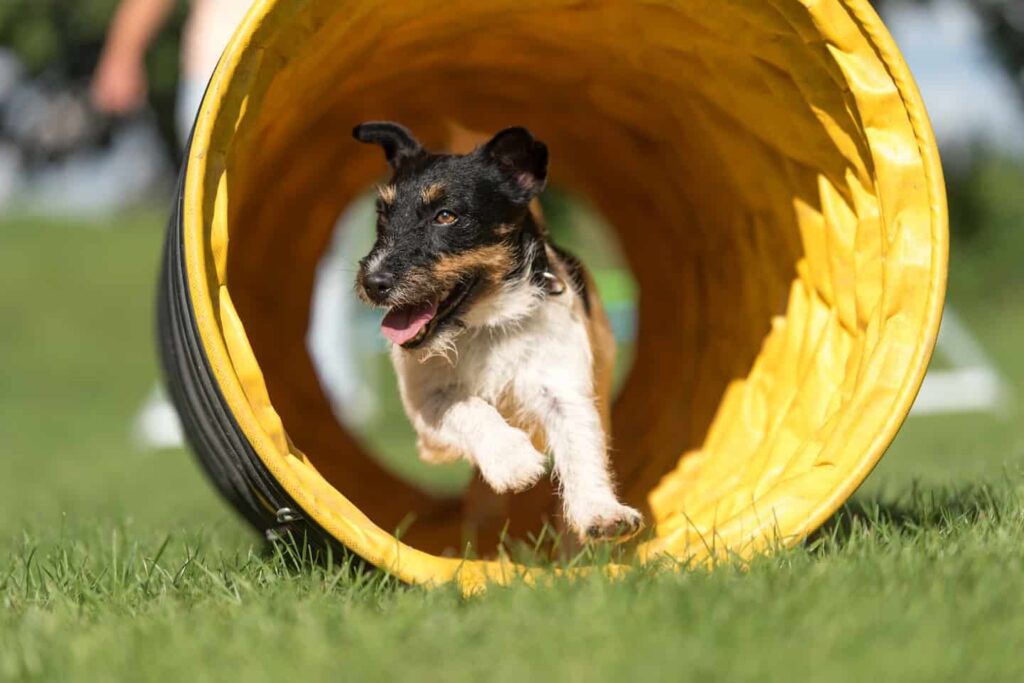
352, 121, 422, 170
481, 127, 548, 203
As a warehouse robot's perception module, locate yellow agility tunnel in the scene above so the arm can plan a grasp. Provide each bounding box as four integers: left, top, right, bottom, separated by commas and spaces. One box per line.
159, 0, 948, 590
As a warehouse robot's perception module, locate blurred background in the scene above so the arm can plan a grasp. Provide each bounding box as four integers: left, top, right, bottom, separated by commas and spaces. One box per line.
1, 0, 1022, 541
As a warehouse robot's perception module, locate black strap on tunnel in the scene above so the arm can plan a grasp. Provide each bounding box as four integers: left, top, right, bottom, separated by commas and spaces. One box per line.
157, 132, 343, 556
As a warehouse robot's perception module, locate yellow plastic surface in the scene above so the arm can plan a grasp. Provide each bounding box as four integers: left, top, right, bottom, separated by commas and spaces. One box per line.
182, 0, 947, 589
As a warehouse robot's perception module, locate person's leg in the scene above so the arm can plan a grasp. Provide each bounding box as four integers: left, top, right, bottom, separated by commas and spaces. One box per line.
175, 77, 207, 148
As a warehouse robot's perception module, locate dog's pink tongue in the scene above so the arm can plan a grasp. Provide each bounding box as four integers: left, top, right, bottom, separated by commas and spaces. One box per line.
381, 301, 438, 345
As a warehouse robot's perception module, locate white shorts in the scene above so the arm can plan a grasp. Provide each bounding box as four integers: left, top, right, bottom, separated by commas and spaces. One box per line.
175, 78, 208, 150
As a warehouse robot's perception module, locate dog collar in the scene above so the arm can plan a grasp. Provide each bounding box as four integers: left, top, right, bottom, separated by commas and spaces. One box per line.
540, 271, 566, 296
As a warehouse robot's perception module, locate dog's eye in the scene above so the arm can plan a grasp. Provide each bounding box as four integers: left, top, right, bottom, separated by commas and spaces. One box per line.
433, 210, 458, 226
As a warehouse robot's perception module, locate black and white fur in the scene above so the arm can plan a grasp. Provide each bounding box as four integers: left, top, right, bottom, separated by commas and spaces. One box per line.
353, 121, 642, 540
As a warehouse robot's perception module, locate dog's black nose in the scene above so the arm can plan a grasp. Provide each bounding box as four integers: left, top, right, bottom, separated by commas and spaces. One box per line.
364, 272, 395, 301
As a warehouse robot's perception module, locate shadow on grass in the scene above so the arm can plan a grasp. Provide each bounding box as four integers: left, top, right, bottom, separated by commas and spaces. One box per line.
261, 519, 654, 587
261, 476, 1022, 578
808, 478, 1018, 553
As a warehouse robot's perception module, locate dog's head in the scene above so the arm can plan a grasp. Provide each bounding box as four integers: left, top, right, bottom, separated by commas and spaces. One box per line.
353, 121, 549, 351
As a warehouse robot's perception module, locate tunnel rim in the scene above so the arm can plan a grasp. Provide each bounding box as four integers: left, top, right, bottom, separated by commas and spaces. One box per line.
174, 0, 949, 588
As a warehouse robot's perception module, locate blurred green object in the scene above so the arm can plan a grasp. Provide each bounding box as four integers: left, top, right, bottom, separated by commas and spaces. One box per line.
946, 154, 1024, 300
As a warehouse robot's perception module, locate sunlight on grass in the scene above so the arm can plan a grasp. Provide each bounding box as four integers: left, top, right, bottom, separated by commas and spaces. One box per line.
2, 211, 1023, 682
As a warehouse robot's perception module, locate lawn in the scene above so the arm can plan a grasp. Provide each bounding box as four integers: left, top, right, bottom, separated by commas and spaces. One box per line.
2, 213, 1023, 682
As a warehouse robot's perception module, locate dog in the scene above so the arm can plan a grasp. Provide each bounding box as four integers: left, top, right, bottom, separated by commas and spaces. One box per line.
352, 121, 642, 541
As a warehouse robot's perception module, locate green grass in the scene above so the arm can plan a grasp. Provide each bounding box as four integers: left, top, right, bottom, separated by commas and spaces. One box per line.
2, 212, 1024, 682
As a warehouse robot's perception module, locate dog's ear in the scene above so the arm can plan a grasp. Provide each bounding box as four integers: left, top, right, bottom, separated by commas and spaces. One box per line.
481, 127, 548, 201
353, 121, 422, 170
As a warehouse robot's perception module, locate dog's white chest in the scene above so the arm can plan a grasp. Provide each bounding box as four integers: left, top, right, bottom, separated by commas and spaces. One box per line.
393, 295, 593, 411
464, 299, 591, 400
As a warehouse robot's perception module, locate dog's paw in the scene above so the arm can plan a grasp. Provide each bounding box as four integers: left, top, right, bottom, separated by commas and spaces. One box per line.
476, 433, 548, 494
573, 502, 644, 542
416, 437, 461, 465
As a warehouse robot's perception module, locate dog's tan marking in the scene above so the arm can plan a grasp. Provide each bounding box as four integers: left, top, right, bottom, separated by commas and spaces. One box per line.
432, 243, 514, 286
420, 183, 446, 204
377, 184, 397, 205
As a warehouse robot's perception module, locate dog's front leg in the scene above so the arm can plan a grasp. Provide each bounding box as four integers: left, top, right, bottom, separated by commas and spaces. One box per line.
528, 388, 642, 540
413, 393, 548, 494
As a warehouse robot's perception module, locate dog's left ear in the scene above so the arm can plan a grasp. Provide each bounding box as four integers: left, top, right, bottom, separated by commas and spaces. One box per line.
353, 121, 423, 170
482, 127, 548, 202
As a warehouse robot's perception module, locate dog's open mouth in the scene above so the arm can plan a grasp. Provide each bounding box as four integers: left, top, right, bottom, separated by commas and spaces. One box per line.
380, 278, 477, 349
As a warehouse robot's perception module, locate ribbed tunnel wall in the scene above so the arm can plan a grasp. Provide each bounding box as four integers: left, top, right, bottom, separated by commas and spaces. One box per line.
166, 0, 947, 588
